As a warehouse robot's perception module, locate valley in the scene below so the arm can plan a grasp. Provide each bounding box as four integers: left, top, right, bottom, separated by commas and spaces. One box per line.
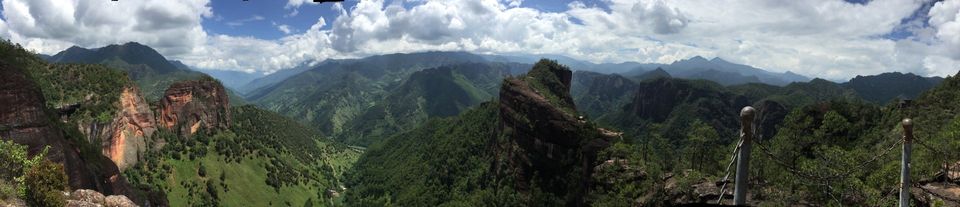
4, 39, 959, 206
0, 1, 959, 206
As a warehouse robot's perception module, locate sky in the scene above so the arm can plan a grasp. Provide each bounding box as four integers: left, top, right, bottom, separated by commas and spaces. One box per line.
0, 0, 958, 80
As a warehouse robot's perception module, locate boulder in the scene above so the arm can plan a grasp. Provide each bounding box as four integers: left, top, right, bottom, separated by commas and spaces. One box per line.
70, 189, 106, 204
65, 200, 102, 207
104, 195, 137, 207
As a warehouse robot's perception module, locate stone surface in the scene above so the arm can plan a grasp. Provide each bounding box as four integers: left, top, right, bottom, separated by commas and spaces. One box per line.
0, 61, 98, 190
494, 60, 611, 206
0, 61, 157, 207
753, 100, 788, 141
66, 200, 103, 207
104, 195, 138, 207
0, 198, 27, 207
70, 189, 106, 204
158, 78, 230, 137
103, 87, 156, 171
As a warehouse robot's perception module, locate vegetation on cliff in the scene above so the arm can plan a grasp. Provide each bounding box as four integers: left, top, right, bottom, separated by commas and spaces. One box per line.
123, 106, 360, 206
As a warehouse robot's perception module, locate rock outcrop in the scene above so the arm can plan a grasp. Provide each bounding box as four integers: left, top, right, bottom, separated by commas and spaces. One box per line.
0, 61, 162, 207
158, 78, 230, 137
103, 87, 156, 170
752, 100, 788, 141
0, 60, 98, 190
67, 189, 139, 207
495, 59, 613, 206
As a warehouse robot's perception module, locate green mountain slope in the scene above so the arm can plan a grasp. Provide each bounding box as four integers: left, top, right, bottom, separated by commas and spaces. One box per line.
571, 71, 639, 118
249, 52, 517, 146
47, 42, 208, 101
842, 72, 944, 104
344, 102, 507, 206
338, 63, 526, 146
123, 105, 361, 206
345, 59, 616, 206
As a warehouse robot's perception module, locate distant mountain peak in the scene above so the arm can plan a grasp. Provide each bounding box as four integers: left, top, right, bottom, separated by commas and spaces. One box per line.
49, 42, 182, 75
687, 55, 709, 62
122, 41, 146, 47
709, 57, 727, 63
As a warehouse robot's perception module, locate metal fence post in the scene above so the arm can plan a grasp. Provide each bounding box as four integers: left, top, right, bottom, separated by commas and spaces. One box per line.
734, 106, 756, 205
900, 118, 913, 207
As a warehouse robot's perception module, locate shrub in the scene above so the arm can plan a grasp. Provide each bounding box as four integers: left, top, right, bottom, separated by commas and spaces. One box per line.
23, 160, 67, 207
0, 140, 46, 198
0, 179, 17, 200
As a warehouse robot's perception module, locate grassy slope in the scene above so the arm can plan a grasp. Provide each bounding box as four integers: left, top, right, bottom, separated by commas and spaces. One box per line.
124, 106, 362, 206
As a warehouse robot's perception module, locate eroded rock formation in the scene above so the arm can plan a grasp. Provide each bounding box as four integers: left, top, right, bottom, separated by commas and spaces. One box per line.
0, 61, 97, 190
103, 87, 156, 170
0, 61, 161, 206
158, 78, 230, 137
495, 59, 613, 206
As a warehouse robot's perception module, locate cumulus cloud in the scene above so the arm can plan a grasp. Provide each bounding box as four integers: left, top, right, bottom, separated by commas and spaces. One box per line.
0, 0, 210, 56
929, 0, 960, 58
1, 0, 958, 79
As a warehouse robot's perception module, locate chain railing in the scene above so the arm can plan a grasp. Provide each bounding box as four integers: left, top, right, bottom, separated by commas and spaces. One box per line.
716, 106, 938, 206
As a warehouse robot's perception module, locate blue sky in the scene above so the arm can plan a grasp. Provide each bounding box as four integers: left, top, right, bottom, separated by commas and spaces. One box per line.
0, 0, 958, 79
200, 0, 612, 40
202, 0, 349, 39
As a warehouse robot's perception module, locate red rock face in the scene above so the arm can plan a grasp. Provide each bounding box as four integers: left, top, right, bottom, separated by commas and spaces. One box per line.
0, 61, 163, 206
102, 87, 156, 171
158, 78, 230, 137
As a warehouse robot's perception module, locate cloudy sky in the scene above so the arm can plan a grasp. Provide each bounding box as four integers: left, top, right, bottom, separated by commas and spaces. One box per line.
0, 0, 957, 80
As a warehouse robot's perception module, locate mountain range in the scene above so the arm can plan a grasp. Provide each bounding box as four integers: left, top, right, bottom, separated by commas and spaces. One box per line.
3, 40, 958, 206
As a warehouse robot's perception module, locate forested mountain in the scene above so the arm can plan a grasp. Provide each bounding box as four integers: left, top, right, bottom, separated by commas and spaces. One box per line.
345, 59, 618, 206
338, 62, 529, 146
4, 35, 958, 206
482, 54, 656, 74
571, 71, 639, 118
45, 42, 208, 101
620, 56, 810, 86
247, 51, 516, 146
0, 40, 360, 206
633, 67, 671, 82
235, 62, 320, 95
842, 72, 944, 104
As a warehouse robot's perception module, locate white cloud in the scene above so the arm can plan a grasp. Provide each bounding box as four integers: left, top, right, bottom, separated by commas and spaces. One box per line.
0, 0, 210, 56
226, 15, 265, 27
277, 24, 293, 34
929, 0, 960, 59
1, 0, 958, 79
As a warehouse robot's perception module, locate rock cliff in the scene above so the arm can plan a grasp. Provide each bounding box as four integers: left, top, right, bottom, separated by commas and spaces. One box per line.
0, 61, 97, 190
0, 61, 159, 206
495, 59, 613, 206
102, 87, 156, 170
158, 78, 230, 137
